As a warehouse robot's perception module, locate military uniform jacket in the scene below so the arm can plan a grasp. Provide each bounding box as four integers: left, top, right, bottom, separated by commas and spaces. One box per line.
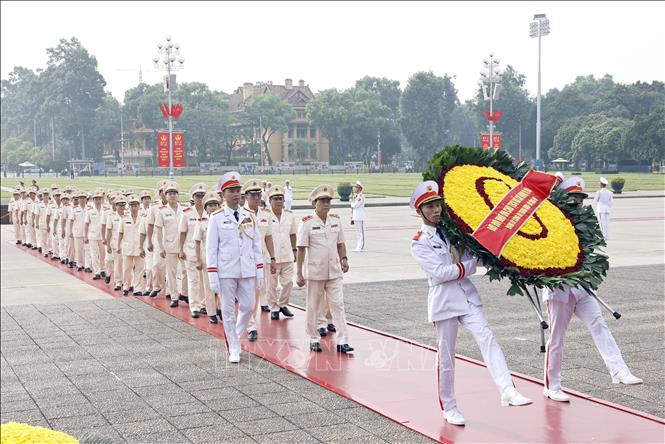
270, 210, 297, 263
106, 212, 123, 251
206, 206, 263, 279
350, 192, 365, 221
178, 206, 205, 259
410, 224, 480, 322
192, 211, 211, 261
119, 214, 142, 256
296, 212, 345, 281
155, 203, 183, 254
70, 205, 87, 238
250, 206, 274, 262
84, 205, 105, 240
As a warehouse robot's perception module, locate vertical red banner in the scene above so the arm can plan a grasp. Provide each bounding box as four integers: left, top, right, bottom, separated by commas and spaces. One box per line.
172, 132, 185, 167
492, 134, 502, 149
157, 132, 169, 167
481, 134, 490, 149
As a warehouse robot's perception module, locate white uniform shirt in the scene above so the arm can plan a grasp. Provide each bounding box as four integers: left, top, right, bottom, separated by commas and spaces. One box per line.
119, 213, 142, 256
284, 186, 293, 202
70, 205, 87, 238
252, 207, 274, 262
410, 224, 480, 322
350, 192, 366, 221
296, 212, 345, 281
106, 212, 123, 250
269, 210, 297, 263
155, 203, 183, 254
192, 211, 210, 262
84, 205, 105, 240
178, 206, 205, 260
206, 206, 263, 279
594, 188, 613, 214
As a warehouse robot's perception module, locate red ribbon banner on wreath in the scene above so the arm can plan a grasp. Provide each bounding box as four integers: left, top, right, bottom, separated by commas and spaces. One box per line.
472, 170, 558, 257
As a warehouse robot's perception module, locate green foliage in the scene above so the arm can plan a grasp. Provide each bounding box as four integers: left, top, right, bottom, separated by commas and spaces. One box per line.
245, 92, 297, 165
423, 145, 609, 296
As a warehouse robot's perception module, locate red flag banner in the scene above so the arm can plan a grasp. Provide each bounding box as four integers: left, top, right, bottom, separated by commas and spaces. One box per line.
472, 170, 558, 257
172, 131, 185, 167
157, 131, 170, 167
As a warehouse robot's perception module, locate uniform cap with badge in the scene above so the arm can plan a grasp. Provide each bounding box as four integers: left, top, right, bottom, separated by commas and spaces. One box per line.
308, 184, 335, 203
409, 180, 442, 209
114, 194, 127, 205
355, 181, 363, 189
241, 178, 262, 194
127, 194, 141, 205
203, 190, 221, 207
599, 177, 609, 185
559, 176, 588, 199
219, 171, 242, 191
189, 182, 207, 199
268, 185, 284, 198
91, 188, 104, 199
140, 190, 152, 199
163, 181, 179, 194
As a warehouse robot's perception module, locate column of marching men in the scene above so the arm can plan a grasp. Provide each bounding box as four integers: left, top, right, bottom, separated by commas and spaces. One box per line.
7, 173, 355, 365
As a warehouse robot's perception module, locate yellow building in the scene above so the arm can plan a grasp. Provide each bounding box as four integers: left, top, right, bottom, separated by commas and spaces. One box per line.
228, 79, 330, 164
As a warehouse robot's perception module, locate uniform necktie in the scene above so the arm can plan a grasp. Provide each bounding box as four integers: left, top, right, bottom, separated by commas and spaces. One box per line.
233, 210, 239, 222
435, 226, 448, 246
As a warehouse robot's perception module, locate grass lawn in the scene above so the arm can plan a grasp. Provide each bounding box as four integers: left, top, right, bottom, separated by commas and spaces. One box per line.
1, 171, 663, 203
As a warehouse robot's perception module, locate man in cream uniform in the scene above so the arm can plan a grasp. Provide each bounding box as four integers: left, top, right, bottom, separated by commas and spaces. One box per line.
594, 177, 613, 241
266, 185, 297, 320
194, 191, 222, 324
296, 185, 353, 354
35, 189, 51, 256
283, 180, 293, 210
9, 188, 23, 245
155, 181, 184, 307
350, 181, 365, 252
179, 183, 208, 318
105, 195, 126, 291
206, 172, 264, 363
57, 193, 71, 265
69, 191, 87, 271
118, 194, 145, 296
84, 189, 106, 280
146, 181, 168, 297
409, 180, 531, 426
543, 177, 641, 403
138, 191, 153, 293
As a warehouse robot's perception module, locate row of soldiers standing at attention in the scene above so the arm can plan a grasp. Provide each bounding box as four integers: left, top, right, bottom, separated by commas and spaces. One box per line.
8, 173, 353, 363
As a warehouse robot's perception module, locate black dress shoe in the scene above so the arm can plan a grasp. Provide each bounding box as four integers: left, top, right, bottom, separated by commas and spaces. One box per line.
166, 294, 171, 299
261, 305, 270, 312
169, 300, 178, 308
216, 309, 222, 318
113, 285, 121, 291
279, 306, 294, 317
104, 276, 111, 284
122, 290, 128, 296
208, 315, 218, 324
60, 259, 66, 264
16, 241, 21, 245
270, 312, 279, 320
318, 327, 328, 337
133, 292, 145, 297
336, 344, 354, 353
77, 267, 83, 272
92, 274, 101, 280
179, 294, 189, 304
248, 330, 258, 342
327, 323, 337, 332
150, 289, 160, 297
310, 342, 322, 352
100, 271, 106, 278
38, 247, 42, 253
191, 310, 200, 318
69, 262, 75, 268
199, 307, 207, 315
128, 286, 134, 292
85, 267, 92, 273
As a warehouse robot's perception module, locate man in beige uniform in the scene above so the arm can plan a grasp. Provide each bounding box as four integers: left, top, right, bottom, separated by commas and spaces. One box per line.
35, 189, 51, 256
100, 190, 115, 282
9, 188, 23, 245
84, 189, 106, 280
242, 179, 276, 342
155, 181, 184, 307
194, 191, 222, 324
138, 191, 153, 294
69, 191, 87, 271
179, 183, 208, 318
66, 192, 79, 268
106, 195, 126, 290
146, 182, 168, 297
118, 195, 145, 296
22, 188, 37, 249
57, 193, 71, 264
266, 185, 297, 320
296, 185, 354, 353
48, 187, 62, 260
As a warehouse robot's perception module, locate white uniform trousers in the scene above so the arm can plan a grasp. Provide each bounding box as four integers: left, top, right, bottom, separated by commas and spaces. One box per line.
200, 265, 218, 314
104, 246, 114, 277
434, 303, 513, 411
306, 278, 349, 345
354, 221, 365, 251
247, 261, 269, 333
144, 250, 153, 291
58, 234, 67, 260
285, 198, 292, 211
544, 294, 628, 391
51, 231, 58, 255
122, 255, 145, 292
317, 292, 334, 329
598, 212, 610, 240
67, 235, 75, 262
184, 259, 205, 312
112, 251, 123, 286
151, 249, 165, 291
164, 252, 180, 298
219, 277, 256, 356
73, 237, 84, 266
27, 224, 36, 246
13, 218, 23, 242
267, 262, 294, 312
89, 240, 104, 274
38, 228, 49, 253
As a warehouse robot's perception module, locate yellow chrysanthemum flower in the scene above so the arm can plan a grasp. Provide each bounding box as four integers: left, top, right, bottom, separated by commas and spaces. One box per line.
0, 422, 79, 444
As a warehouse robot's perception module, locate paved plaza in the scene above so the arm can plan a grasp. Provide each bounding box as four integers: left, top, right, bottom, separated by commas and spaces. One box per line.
1, 194, 663, 442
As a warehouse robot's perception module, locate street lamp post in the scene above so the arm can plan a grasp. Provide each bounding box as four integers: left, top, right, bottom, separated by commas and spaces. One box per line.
153, 36, 184, 179
530, 13, 550, 169
481, 54, 502, 149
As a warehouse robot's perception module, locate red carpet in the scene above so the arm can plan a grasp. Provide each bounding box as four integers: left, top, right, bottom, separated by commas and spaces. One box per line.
16, 243, 665, 443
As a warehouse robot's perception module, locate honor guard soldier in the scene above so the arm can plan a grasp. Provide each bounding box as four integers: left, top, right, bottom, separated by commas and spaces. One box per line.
106, 194, 126, 290
283, 180, 293, 210
543, 177, 641, 403
207, 172, 264, 363
155, 181, 184, 307
67, 192, 79, 267
296, 184, 354, 354
194, 191, 222, 324
49, 188, 62, 260
242, 179, 277, 341
18, 187, 30, 248
25, 187, 38, 250
179, 183, 208, 318
118, 195, 146, 296
146, 181, 168, 297
410, 181, 532, 426
9, 188, 23, 245
35, 189, 51, 256
84, 189, 107, 280
266, 185, 297, 320
350, 181, 365, 252
57, 193, 71, 264
138, 191, 153, 293
594, 177, 613, 241
69, 191, 87, 271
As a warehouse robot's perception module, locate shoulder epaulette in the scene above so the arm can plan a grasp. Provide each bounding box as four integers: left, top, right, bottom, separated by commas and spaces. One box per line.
212, 208, 223, 215
302, 215, 313, 222
329, 213, 340, 219
412, 230, 423, 241
183, 207, 191, 212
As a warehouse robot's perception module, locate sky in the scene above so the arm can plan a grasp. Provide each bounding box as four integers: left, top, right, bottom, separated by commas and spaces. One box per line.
1, 1, 664, 104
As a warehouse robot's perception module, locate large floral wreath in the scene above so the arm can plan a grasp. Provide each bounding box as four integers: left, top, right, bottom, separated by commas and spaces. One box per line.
422, 145, 609, 296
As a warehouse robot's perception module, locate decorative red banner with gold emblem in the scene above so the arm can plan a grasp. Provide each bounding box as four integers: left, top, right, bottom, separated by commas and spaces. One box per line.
481, 133, 502, 150
472, 170, 558, 256
157, 132, 170, 167
172, 131, 185, 167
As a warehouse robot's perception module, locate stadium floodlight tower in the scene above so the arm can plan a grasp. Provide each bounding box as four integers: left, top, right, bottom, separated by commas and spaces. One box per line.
530, 13, 550, 170
153, 36, 184, 178
480, 54, 502, 150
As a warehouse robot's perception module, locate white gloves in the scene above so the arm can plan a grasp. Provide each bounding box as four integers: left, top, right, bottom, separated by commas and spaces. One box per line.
256, 269, 265, 289
207, 271, 219, 294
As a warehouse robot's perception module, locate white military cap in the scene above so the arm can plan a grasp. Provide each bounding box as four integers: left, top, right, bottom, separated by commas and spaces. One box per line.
61, 193, 71, 200
127, 194, 140, 205
91, 189, 103, 198
218, 172, 242, 192
559, 176, 587, 197
12, 188, 20, 195
409, 180, 442, 209
189, 182, 207, 198
355, 180, 363, 189
308, 184, 334, 203
268, 185, 284, 198
599, 177, 609, 185
140, 190, 152, 200
203, 191, 221, 207
554, 172, 565, 182
242, 178, 262, 193
163, 181, 180, 193
114, 195, 127, 205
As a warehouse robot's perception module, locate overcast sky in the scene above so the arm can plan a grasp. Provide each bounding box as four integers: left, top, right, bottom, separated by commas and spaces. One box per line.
2, 1, 663, 104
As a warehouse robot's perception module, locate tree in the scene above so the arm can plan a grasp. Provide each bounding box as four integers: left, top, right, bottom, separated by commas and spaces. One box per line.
245, 92, 296, 165
570, 115, 632, 168
624, 105, 665, 165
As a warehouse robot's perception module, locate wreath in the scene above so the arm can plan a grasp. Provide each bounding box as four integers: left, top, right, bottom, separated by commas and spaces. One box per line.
422, 145, 609, 296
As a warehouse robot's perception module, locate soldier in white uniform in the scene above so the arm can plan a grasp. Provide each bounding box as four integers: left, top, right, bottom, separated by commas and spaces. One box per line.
24, 188, 38, 250
155, 181, 184, 307
146, 181, 168, 297
9, 188, 23, 245
594, 177, 613, 241
57, 193, 71, 264
106, 195, 126, 291
283, 180, 293, 210
296, 185, 354, 354
118, 194, 146, 296
139, 191, 153, 293
206, 172, 264, 363
409, 180, 532, 426
543, 177, 641, 403
35, 189, 51, 256
266, 185, 297, 320
69, 191, 87, 271
84, 189, 106, 280
350, 181, 365, 252
194, 191, 222, 324
179, 183, 208, 318
48, 188, 62, 260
